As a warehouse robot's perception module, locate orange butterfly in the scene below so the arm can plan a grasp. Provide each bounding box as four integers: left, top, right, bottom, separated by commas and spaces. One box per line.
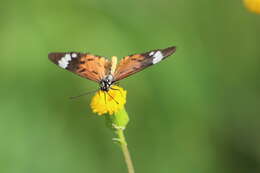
48, 46, 176, 92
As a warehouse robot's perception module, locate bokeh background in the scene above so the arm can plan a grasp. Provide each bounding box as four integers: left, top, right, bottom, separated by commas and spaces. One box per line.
1, 0, 260, 173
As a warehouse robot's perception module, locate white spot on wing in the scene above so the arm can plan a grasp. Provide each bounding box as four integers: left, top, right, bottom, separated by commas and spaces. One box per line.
58, 54, 71, 69
71, 53, 77, 58
149, 51, 155, 56
152, 51, 164, 64
64, 54, 71, 61
58, 59, 68, 69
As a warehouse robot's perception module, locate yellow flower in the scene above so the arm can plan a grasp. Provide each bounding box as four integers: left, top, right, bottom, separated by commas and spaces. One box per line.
244, 0, 260, 14
90, 85, 127, 115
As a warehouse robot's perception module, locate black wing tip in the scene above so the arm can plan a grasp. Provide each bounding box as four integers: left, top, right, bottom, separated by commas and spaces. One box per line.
48, 52, 57, 59
48, 53, 54, 61
162, 46, 176, 56
48, 52, 63, 64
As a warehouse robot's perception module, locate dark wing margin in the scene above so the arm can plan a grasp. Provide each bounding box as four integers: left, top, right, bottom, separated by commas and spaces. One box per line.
48, 52, 111, 82
113, 46, 176, 81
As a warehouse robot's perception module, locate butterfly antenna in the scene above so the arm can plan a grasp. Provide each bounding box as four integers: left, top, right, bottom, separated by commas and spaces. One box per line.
113, 82, 120, 86
69, 89, 98, 99
106, 92, 119, 104
104, 92, 107, 104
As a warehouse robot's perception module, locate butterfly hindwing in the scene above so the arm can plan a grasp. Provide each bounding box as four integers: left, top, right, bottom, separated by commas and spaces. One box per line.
113, 46, 176, 81
48, 52, 111, 82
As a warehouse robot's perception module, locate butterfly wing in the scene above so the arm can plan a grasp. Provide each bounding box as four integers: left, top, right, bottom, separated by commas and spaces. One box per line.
113, 46, 176, 81
48, 52, 111, 82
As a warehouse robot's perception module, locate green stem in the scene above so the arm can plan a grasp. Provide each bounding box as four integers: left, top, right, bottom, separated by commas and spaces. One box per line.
116, 129, 135, 173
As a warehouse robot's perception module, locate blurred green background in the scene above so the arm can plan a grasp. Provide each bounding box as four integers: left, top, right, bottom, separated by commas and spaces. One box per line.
1, 0, 260, 173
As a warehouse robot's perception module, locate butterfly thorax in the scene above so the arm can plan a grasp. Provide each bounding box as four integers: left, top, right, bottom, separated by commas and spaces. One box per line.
99, 74, 114, 92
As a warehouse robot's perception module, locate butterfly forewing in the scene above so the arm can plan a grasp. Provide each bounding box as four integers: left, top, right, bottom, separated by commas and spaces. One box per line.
113, 46, 176, 81
48, 52, 111, 82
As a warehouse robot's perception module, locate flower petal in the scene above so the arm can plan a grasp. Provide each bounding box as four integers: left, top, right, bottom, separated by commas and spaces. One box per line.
90, 85, 127, 115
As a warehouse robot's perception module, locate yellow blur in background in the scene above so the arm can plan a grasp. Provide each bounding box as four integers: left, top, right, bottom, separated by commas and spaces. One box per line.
0, 0, 260, 173
244, 0, 260, 13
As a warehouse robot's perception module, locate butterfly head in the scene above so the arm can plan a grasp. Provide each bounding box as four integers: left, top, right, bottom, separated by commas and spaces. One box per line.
100, 74, 114, 92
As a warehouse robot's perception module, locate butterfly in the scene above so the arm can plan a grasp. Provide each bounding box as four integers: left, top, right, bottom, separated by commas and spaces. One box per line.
48, 46, 176, 92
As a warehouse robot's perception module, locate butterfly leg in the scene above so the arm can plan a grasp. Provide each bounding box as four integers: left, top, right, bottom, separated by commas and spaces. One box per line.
104, 91, 107, 104
106, 92, 119, 104
110, 87, 123, 96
